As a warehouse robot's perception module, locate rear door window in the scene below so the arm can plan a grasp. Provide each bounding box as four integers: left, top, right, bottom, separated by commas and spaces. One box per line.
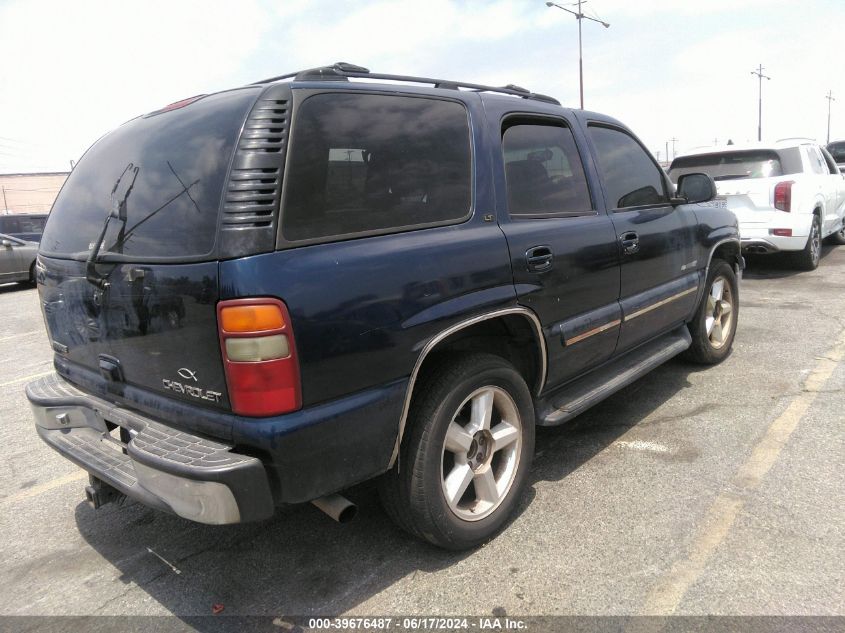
40, 88, 257, 260
502, 122, 592, 217
281, 93, 472, 242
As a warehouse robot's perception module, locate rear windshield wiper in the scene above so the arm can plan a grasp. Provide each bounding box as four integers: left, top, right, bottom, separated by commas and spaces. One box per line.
102, 161, 200, 255
85, 163, 138, 289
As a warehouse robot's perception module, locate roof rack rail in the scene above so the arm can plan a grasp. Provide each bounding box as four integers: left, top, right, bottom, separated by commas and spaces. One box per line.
775, 136, 816, 143
251, 62, 561, 105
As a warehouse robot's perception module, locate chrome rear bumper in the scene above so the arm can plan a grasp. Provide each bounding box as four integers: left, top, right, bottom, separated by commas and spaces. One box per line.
26, 373, 274, 524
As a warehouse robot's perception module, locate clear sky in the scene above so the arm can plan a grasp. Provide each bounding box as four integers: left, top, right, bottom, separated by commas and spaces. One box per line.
1, 0, 843, 173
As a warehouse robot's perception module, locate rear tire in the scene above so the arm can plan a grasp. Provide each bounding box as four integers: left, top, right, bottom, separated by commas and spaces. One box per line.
379, 353, 535, 550
793, 215, 822, 270
685, 260, 738, 364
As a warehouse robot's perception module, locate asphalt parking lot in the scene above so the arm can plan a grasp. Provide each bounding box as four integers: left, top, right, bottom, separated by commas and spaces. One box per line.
0, 248, 843, 627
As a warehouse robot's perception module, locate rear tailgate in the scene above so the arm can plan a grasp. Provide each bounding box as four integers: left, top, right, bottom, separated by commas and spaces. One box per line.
39, 257, 229, 409
714, 177, 782, 225
37, 87, 263, 412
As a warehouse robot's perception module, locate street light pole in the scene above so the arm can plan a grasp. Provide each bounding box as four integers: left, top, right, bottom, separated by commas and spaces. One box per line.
751, 64, 771, 142
577, 3, 583, 109
546, 1, 610, 110
826, 91, 835, 144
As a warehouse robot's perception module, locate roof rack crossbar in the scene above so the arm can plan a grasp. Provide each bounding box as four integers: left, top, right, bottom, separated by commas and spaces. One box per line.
251, 63, 561, 105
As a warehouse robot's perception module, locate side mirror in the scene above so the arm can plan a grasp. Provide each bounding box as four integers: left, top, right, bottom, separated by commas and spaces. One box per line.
1, 239, 13, 247
675, 172, 717, 205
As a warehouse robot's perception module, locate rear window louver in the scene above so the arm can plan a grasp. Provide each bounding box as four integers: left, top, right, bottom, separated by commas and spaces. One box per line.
223, 167, 280, 228
219, 85, 292, 258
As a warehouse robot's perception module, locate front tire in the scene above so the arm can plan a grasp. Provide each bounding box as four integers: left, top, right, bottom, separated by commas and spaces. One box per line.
685, 260, 738, 364
379, 353, 535, 550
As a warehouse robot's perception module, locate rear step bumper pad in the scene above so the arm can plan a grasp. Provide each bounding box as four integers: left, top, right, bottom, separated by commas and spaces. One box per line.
26, 373, 274, 524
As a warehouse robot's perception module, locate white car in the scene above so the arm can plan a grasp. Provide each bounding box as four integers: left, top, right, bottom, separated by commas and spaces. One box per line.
669, 140, 845, 270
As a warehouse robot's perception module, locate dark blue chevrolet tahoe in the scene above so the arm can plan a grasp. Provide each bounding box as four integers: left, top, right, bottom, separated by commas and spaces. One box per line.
26, 64, 741, 550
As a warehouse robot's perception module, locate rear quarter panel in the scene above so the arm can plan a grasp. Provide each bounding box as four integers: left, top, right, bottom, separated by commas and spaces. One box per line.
218, 222, 515, 408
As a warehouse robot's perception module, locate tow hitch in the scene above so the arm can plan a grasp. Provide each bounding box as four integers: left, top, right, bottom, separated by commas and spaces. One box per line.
84, 475, 124, 509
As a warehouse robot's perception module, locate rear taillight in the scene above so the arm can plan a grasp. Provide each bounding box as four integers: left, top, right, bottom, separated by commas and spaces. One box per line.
774, 180, 794, 212
217, 298, 301, 417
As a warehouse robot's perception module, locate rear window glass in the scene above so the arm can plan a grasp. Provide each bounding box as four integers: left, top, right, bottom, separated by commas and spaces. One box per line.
14, 216, 46, 233
281, 93, 472, 242
669, 150, 794, 181
0, 217, 19, 233
40, 89, 257, 260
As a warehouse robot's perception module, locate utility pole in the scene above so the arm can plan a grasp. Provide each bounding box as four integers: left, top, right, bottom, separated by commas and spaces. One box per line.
826, 91, 835, 144
666, 137, 678, 162
546, 1, 610, 109
751, 64, 771, 142
1, 186, 7, 214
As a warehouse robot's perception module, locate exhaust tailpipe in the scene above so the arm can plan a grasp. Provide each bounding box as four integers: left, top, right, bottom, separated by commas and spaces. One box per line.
311, 494, 357, 523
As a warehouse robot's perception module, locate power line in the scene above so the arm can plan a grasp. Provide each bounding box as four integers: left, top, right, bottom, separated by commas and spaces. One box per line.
0, 136, 48, 147
1, 188, 63, 193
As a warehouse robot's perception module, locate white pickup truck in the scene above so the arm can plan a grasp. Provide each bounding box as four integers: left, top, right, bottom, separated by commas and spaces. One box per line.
669, 140, 845, 270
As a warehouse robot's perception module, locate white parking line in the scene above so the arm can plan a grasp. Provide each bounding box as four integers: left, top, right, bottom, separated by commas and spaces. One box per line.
0, 370, 53, 389
1, 470, 89, 507
640, 326, 845, 616
0, 330, 41, 343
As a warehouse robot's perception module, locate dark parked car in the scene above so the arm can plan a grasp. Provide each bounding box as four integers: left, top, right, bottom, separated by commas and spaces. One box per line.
0, 213, 48, 242
0, 233, 38, 284
827, 140, 845, 173
26, 64, 741, 549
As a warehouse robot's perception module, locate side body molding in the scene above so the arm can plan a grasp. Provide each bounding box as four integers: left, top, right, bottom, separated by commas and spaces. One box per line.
388, 307, 547, 468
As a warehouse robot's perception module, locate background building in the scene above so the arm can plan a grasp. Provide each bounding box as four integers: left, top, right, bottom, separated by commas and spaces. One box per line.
0, 172, 69, 214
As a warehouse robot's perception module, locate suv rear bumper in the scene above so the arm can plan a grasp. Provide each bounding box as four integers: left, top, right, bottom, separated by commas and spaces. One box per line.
739, 214, 812, 253
26, 373, 274, 524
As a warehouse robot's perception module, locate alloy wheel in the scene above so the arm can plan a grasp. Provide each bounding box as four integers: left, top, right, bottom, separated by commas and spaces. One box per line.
810, 221, 821, 266
440, 386, 522, 522
706, 275, 734, 349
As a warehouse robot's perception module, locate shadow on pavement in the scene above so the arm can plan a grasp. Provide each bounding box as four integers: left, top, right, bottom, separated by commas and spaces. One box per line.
0, 281, 33, 294
742, 244, 836, 280
73, 357, 703, 626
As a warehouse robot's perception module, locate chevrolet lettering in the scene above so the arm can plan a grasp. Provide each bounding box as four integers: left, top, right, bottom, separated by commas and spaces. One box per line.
161, 378, 222, 403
